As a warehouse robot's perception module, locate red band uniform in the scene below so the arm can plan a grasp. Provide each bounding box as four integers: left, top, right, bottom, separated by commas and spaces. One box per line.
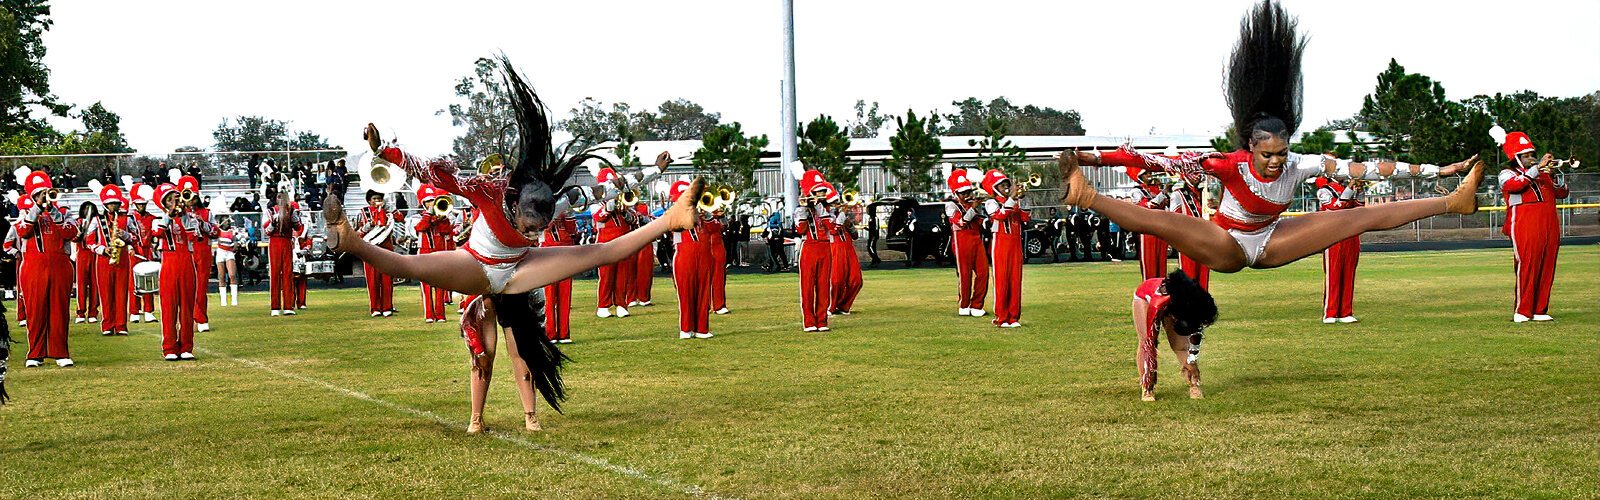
355, 198, 402, 316
945, 170, 989, 316
86, 184, 140, 335
829, 199, 862, 314
1315, 177, 1362, 322
1130, 173, 1171, 281
190, 201, 213, 328
129, 193, 158, 321
261, 198, 303, 314
541, 212, 577, 341
982, 170, 1029, 328
73, 213, 99, 323
414, 185, 457, 323
593, 168, 636, 317
16, 172, 77, 363
795, 171, 836, 332
704, 213, 728, 314
631, 202, 655, 307
668, 181, 713, 337
3, 220, 25, 327
150, 180, 218, 358
1496, 131, 1568, 322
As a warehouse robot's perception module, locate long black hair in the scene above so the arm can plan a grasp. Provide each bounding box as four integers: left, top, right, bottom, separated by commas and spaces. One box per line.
498, 53, 603, 212
1164, 270, 1218, 336
1227, 0, 1307, 149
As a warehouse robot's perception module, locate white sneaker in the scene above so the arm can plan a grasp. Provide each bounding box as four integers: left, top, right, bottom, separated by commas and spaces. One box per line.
382, 311, 392, 317
143, 313, 154, 322
836, 310, 851, 315
164, 354, 179, 361
959, 308, 971, 316
283, 309, 296, 316
88, 317, 99, 324
803, 326, 818, 332
1322, 317, 1337, 324
17, 320, 25, 327
679, 331, 692, 339
1513, 314, 1531, 323
371, 311, 380, 317
131, 314, 141, 323
1532, 314, 1554, 322
272, 310, 281, 317
24, 359, 40, 367
197, 323, 210, 332
615, 306, 629, 318
817, 326, 830, 332
597, 308, 612, 318
627, 301, 640, 307
558, 339, 572, 344
179, 352, 195, 360
74, 317, 85, 324
101, 330, 112, 336
713, 308, 729, 315
694, 332, 715, 339
56, 358, 74, 367
425, 318, 435, 324
1338, 316, 1359, 324
638, 301, 652, 306
970, 309, 987, 317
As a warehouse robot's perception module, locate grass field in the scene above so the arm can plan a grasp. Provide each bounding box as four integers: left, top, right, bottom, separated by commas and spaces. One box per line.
3, 246, 1596, 498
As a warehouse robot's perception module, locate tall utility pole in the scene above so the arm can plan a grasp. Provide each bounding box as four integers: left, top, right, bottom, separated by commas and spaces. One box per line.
780, 0, 799, 215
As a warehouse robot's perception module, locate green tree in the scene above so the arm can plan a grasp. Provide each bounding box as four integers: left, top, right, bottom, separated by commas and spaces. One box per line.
945, 97, 1084, 136
439, 57, 516, 166
560, 98, 722, 147
212, 115, 290, 152
691, 122, 769, 194
644, 99, 721, 140
846, 100, 890, 138
883, 110, 943, 193
797, 115, 858, 189
1462, 91, 1598, 170
0, 1, 71, 137
968, 116, 1027, 179
610, 122, 643, 169
77, 102, 131, 154
1358, 59, 1486, 163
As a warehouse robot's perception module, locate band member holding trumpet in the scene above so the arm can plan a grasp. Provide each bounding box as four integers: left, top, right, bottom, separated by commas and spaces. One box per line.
85, 184, 140, 336
593, 167, 637, 318
795, 170, 837, 332
262, 192, 302, 316
1316, 175, 1363, 324
672, 180, 715, 339
129, 186, 158, 323
151, 178, 219, 360
945, 168, 988, 317
356, 190, 403, 317
15, 170, 77, 367
1493, 127, 1570, 323
73, 201, 101, 325
182, 176, 215, 332
414, 184, 457, 323
983, 169, 1031, 328
829, 189, 863, 315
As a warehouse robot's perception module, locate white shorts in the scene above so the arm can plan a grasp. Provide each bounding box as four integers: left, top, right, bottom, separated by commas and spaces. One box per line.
214, 249, 235, 263
1227, 220, 1279, 267
482, 261, 518, 294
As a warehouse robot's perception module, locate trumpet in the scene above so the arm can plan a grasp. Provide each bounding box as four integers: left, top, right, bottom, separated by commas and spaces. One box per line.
840, 189, 862, 206
716, 186, 735, 206
1012, 173, 1043, 197
429, 196, 454, 217
44, 188, 60, 204
619, 189, 640, 206
478, 154, 505, 175
697, 190, 720, 213
180, 188, 199, 206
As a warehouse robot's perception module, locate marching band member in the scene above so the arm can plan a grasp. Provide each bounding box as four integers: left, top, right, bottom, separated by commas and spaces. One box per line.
294, 204, 310, 310
1494, 128, 1569, 323
945, 169, 988, 317
184, 177, 214, 332
1129, 170, 1171, 281
670, 180, 714, 339
320, 58, 704, 416
414, 184, 457, 323
73, 201, 101, 324
593, 167, 636, 318
15, 170, 78, 367
85, 184, 139, 336
262, 192, 302, 316
1168, 177, 1211, 290
3, 207, 26, 328
541, 209, 577, 342
1316, 176, 1363, 323
1132, 270, 1218, 401
214, 218, 243, 306
150, 180, 218, 360
629, 200, 655, 308
982, 170, 1029, 328
828, 191, 862, 315
355, 190, 401, 317
1053, 1, 1480, 276
704, 205, 729, 315
794, 171, 835, 332
129, 187, 158, 323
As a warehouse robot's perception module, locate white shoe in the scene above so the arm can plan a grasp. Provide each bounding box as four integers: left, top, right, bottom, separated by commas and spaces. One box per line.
694, 332, 714, 339
88, 317, 99, 324
597, 308, 612, 318
17, 320, 24, 327
382, 311, 392, 317
713, 308, 729, 315
1338, 316, 1359, 324
970, 309, 987, 317
1322, 317, 1337, 324
1532, 314, 1554, 322
283, 309, 296, 316
131, 314, 141, 323
1513, 314, 1531, 323
638, 301, 652, 306
164, 354, 179, 361
371, 311, 380, 317
197, 323, 210, 332
56, 358, 74, 367
958, 308, 971, 316
627, 301, 640, 307
75, 317, 85, 324
818, 326, 831, 332
615, 306, 629, 318
836, 310, 851, 315
143, 313, 154, 322
101, 330, 112, 336
680, 331, 692, 339
24, 359, 40, 367
803, 326, 818, 332
179, 352, 195, 360
425, 318, 435, 324
272, 310, 281, 317
558, 339, 572, 344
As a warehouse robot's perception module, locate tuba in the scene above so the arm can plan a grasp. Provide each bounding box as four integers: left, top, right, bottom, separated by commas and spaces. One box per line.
356, 150, 409, 194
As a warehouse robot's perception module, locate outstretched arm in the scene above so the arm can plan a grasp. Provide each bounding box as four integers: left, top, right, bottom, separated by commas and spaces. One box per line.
1317, 154, 1475, 180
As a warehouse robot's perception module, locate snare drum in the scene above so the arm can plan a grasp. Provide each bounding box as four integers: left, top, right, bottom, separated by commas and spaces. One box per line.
307, 260, 335, 275
133, 261, 162, 294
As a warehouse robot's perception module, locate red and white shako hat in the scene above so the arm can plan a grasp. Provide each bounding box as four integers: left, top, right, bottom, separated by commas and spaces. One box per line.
99, 184, 129, 206
1489, 125, 1536, 164
416, 184, 444, 203
153, 183, 179, 207
16, 192, 34, 211
178, 175, 201, 193
822, 182, 840, 203
668, 180, 692, 202
596, 167, 620, 184
22, 170, 52, 198
947, 168, 975, 193
130, 184, 154, 206
800, 169, 828, 195
980, 169, 1010, 198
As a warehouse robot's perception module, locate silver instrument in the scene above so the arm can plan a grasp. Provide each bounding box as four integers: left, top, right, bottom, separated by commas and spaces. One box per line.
133, 261, 162, 294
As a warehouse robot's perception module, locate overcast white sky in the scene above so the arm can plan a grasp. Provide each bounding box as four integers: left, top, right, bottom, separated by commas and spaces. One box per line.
39, 0, 1600, 155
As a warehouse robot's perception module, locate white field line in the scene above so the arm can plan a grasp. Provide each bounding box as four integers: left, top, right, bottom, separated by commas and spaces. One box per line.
196, 347, 730, 499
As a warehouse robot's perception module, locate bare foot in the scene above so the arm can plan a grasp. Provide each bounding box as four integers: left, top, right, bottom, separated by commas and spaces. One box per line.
1189, 385, 1204, 399
1445, 160, 1485, 215
1055, 149, 1098, 209
664, 178, 705, 231
525, 411, 542, 432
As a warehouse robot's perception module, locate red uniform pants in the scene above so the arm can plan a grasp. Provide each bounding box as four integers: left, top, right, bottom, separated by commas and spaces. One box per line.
673, 242, 712, 334
22, 253, 72, 359
268, 236, 295, 311
597, 252, 635, 309
130, 255, 155, 314
798, 240, 833, 329
363, 261, 392, 313
1321, 236, 1359, 319
1508, 208, 1559, 317
544, 278, 572, 340
633, 244, 654, 304
194, 244, 212, 323
1180, 254, 1210, 290
952, 231, 988, 311
159, 249, 198, 355
829, 238, 862, 313
1139, 234, 1168, 281
709, 239, 728, 311
97, 256, 131, 333
991, 234, 1023, 325
75, 252, 98, 319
